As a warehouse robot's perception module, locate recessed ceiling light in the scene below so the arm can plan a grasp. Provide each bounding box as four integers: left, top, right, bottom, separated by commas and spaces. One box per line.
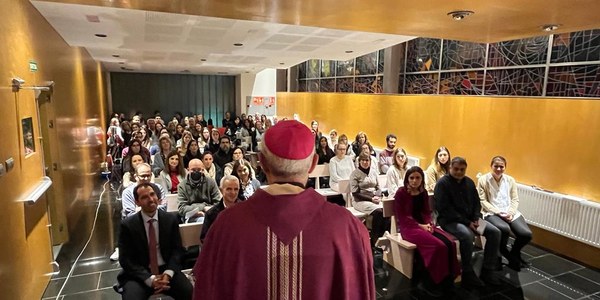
447, 10, 474, 21
85, 15, 100, 23
233, 43, 243, 47
345, 50, 353, 53
118, 62, 125, 64
95, 33, 107, 38
541, 24, 560, 32
112, 54, 120, 58
200, 58, 207, 62
181, 69, 190, 73
279, 62, 285, 65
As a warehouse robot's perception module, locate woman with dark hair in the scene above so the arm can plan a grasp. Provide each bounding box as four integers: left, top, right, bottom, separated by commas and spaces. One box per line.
174, 123, 185, 141
394, 166, 460, 296
425, 146, 451, 193
477, 156, 532, 271
350, 153, 389, 246
120, 120, 133, 147
310, 120, 322, 148
159, 150, 186, 194
232, 160, 260, 201
121, 139, 151, 174
201, 151, 223, 184
208, 129, 221, 154
316, 136, 334, 164
386, 148, 408, 197
122, 154, 147, 188
183, 140, 203, 169
351, 131, 369, 156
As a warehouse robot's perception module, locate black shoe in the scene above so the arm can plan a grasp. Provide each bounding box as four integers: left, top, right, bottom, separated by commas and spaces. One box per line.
507, 256, 521, 272
480, 269, 502, 286
417, 281, 443, 298
520, 257, 532, 267
461, 270, 484, 288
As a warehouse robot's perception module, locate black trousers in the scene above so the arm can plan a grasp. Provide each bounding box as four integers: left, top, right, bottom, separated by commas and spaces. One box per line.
485, 214, 532, 258
121, 269, 192, 300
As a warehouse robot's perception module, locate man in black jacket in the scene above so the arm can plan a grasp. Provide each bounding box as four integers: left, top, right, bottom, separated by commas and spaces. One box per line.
213, 136, 233, 168
435, 157, 501, 288
118, 183, 192, 299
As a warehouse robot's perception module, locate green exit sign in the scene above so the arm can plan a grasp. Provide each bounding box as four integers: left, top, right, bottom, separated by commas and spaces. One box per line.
29, 61, 38, 72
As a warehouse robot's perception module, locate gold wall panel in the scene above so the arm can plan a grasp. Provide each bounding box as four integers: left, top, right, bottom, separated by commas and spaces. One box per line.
277, 93, 600, 203
0, 0, 106, 299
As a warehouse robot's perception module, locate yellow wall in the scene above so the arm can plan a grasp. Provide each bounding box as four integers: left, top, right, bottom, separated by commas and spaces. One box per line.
0, 1, 106, 299
277, 93, 600, 203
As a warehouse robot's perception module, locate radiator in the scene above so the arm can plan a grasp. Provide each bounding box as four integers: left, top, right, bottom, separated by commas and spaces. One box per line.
517, 184, 600, 248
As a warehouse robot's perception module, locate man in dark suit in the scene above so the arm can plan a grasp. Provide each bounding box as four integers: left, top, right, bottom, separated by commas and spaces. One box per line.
118, 182, 192, 299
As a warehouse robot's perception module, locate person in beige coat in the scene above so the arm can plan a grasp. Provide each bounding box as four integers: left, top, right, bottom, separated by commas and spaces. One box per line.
425, 146, 451, 193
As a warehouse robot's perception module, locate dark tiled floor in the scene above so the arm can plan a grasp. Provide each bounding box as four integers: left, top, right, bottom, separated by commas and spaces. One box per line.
43, 180, 600, 299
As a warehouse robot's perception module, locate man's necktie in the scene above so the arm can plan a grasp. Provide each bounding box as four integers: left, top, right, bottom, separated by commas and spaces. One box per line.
148, 219, 159, 275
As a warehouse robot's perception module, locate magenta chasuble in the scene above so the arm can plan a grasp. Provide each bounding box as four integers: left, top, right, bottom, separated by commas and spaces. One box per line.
192, 188, 375, 300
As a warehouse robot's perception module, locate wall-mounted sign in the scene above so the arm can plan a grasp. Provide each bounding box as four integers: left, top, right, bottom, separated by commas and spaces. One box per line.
251, 96, 275, 106
29, 61, 38, 72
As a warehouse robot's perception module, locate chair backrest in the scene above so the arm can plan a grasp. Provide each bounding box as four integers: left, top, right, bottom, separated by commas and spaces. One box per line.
217, 127, 226, 136
382, 198, 398, 234
166, 194, 178, 212
179, 222, 202, 248
309, 164, 330, 188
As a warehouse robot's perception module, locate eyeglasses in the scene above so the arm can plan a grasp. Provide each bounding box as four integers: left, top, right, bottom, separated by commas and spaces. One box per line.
137, 174, 151, 179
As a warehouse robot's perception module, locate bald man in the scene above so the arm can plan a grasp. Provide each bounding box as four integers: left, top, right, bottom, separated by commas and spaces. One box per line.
177, 158, 221, 222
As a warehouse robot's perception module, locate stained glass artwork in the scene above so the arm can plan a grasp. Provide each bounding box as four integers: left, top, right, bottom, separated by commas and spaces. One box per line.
307, 59, 320, 78
398, 75, 405, 94
321, 60, 336, 77
355, 76, 382, 94
442, 40, 486, 70
485, 68, 544, 96
307, 79, 320, 92
356, 51, 378, 75
551, 30, 600, 63
336, 59, 355, 76
405, 74, 439, 94
297, 80, 307, 92
319, 78, 336, 92
439, 71, 485, 95
546, 65, 600, 97
378, 50, 385, 74
336, 78, 354, 92
298, 62, 307, 79
487, 36, 548, 67
406, 38, 441, 72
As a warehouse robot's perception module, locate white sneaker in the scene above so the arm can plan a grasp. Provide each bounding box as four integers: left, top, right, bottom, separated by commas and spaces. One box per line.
110, 248, 119, 261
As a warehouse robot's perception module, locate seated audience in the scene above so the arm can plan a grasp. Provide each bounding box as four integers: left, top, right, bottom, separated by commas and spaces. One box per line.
328, 129, 338, 149
159, 150, 186, 194
394, 166, 460, 297
338, 134, 355, 160
477, 156, 532, 271
310, 120, 322, 148
121, 163, 166, 219
117, 183, 193, 300
213, 136, 233, 168
425, 146, 451, 193
208, 129, 221, 154
122, 154, 147, 188
378, 134, 397, 174
386, 148, 408, 197
176, 130, 193, 157
232, 160, 261, 201
328, 143, 355, 191
177, 159, 221, 222
198, 127, 210, 151
351, 131, 369, 156
435, 157, 501, 287
122, 139, 151, 174
152, 135, 174, 177
173, 124, 184, 142
201, 151, 223, 184
350, 153, 390, 246
316, 136, 335, 164
200, 176, 240, 243
183, 140, 203, 169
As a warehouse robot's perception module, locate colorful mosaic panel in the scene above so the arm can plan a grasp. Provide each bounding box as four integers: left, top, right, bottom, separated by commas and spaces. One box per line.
546, 65, 600, 97
441, 40, 486, 70
298, 62, 307, 79
551, 30, 600, 63
321, 60, 336, 77
336, 78, 354, 93
487, 36, 548, 67
356, 51, 378, 75
297, 80, 307, 92
485, 68, 544, 96
406, 38, 441, 72
319, 79, 336, 92
307, 59, 320, 78
378, 50, 385, 74
439, 71, 485, 95
355, 76, 382, 94
336, 59, 355, 76
306, 79, 320, 92
405, 74, 439, 94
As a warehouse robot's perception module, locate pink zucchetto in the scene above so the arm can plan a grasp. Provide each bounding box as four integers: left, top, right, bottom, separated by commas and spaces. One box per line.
263, 120, 314, 160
